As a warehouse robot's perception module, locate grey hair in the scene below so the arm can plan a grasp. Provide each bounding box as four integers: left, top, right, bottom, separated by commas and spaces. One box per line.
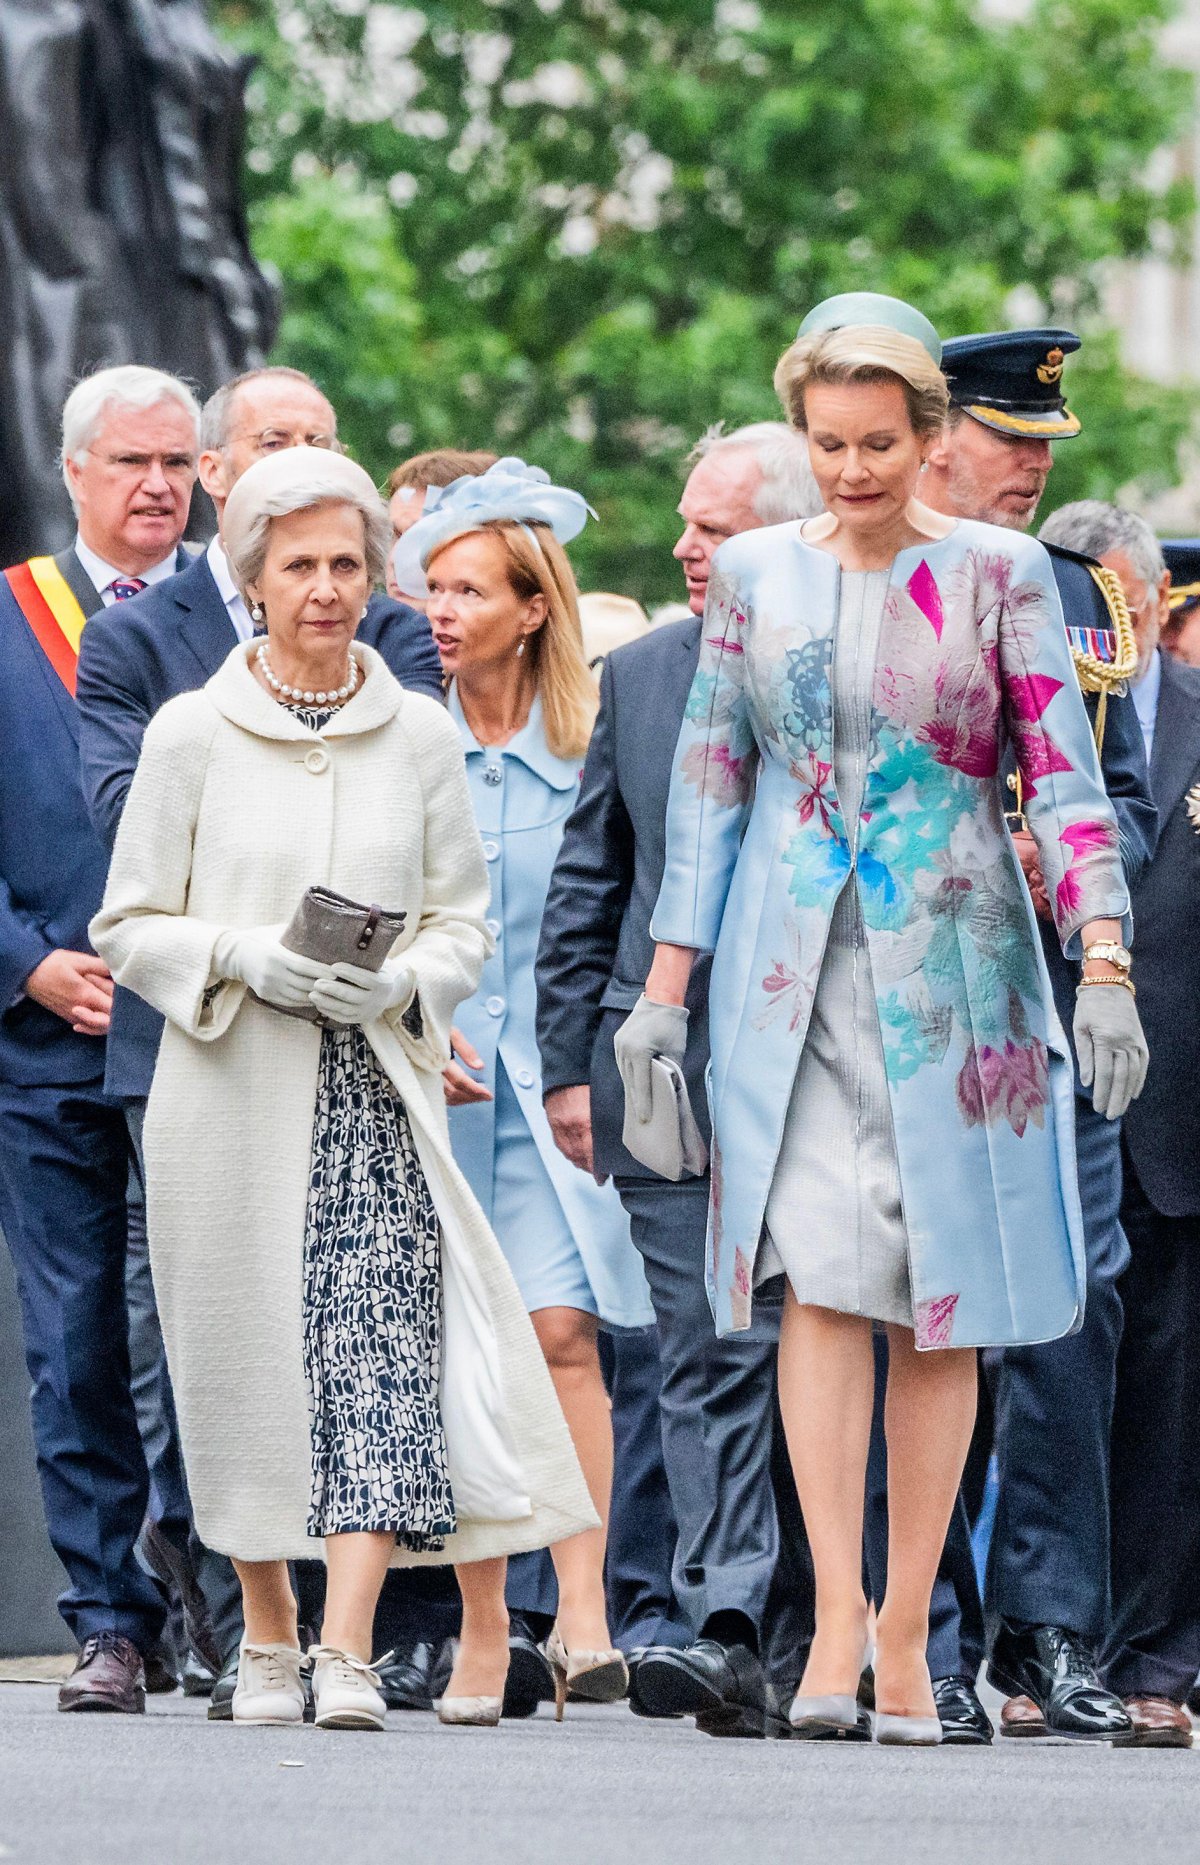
200, 366, 330, 452
223, 458, 392, 593
1038, 500, 1165, 589
60, 365, 201, 508
689, 420, 822, 523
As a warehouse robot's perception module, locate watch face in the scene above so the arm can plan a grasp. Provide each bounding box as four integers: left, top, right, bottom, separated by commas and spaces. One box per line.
1088, 941, 1131, 969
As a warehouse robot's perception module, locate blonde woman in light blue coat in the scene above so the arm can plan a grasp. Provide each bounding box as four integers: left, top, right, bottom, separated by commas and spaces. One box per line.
393, 461, 652, 1715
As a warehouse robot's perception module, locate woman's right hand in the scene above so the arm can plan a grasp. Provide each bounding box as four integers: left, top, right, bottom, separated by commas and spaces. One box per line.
443, 1027, 493, 1106
212, 927, 330, 1010
614, 993, 690, 1123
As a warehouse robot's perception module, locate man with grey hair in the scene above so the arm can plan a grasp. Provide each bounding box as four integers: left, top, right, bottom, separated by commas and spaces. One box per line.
0, 363, 201, 1714
1042, 500, 1200, 1748
915, 333, 1156, 1747
674, 421, 818, 615
534, 427, 821, 1739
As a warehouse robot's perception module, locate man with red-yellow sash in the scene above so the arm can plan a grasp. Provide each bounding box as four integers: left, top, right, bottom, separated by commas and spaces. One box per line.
0, 365, 198, 1713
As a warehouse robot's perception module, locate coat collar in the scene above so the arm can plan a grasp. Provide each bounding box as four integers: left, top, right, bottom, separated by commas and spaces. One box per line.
206, 640, 405, 741
1149, 647, 1200, 825
448, 684, 580, 790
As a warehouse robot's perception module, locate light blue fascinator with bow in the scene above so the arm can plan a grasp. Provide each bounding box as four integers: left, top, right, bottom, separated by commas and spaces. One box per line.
391, 456, 595, 599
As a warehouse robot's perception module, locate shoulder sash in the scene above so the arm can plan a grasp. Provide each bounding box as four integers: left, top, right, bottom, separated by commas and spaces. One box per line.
2, 556, 88, 695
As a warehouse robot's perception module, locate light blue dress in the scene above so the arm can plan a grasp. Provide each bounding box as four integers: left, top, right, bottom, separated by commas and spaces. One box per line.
447, 687, 653, 1329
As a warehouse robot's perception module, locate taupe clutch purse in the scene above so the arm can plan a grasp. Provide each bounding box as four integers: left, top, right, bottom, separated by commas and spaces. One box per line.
252, 886, 407, 1024
622, 1055, 709, 1182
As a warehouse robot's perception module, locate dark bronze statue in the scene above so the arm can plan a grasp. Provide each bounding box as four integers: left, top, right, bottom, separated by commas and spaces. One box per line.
0, 0, 278, 563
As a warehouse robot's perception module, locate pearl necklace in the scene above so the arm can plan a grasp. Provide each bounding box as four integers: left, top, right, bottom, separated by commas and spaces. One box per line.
256, 643, 359, 707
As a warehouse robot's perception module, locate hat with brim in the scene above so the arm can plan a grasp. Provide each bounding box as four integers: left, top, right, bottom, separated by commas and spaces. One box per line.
1163, 538, 1200, 611
798, 293, 942, 365
941, 328, 1082, 438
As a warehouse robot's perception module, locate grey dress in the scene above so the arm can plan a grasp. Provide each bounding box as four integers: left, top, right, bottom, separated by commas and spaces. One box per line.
761, 569, 914, 1326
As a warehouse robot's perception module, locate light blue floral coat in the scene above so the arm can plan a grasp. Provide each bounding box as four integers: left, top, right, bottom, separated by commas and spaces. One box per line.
651, 520, 1131, 1347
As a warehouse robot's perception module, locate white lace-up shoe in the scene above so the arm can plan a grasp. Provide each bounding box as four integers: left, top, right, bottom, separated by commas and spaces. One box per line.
309, 1645, 387, 1731
230, 1642, 305, 1725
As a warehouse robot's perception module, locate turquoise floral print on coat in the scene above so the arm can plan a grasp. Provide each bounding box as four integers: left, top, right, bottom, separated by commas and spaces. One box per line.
652, 519, 1131, 1348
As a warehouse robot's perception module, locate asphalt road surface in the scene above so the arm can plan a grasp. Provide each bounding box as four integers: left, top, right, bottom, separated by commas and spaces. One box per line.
2, 1682, 1197, 1865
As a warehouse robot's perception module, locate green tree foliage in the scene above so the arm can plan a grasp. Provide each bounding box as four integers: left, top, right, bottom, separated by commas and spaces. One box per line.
216, 0, 1195, 602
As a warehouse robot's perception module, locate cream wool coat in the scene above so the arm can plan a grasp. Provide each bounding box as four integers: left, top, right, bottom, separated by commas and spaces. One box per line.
91, 642, 597, 1565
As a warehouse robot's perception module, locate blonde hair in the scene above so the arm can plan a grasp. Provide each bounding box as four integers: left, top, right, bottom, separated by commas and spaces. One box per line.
774, 326, 948, 441
427, 520, 598, 761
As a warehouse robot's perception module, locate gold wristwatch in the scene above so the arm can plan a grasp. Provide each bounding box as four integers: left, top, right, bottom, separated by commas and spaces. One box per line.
1082, 940, 1131, 974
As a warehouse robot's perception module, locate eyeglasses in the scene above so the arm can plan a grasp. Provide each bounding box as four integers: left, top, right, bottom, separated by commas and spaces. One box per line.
235, 428, 344, 456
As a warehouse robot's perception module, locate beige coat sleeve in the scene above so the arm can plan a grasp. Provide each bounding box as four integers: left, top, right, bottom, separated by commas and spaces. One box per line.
88, 698, 246, 1041
391, 702, 492, 1073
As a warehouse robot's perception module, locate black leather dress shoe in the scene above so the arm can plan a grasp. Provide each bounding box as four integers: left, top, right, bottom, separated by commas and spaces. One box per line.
627, 1648, 682, 1719
207, 1648, 239, 1722
932, 1675, 993, 1745
502, 1635, 554, 1719
633, 1640, 789, 1739
989, 1623, 1132, 1740
379, 1642, 437, 1712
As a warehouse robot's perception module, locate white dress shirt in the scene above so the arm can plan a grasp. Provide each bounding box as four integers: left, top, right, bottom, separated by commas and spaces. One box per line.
73, 535, 179, 607
206, 537, 255, 643
1131, 647, 1162, 765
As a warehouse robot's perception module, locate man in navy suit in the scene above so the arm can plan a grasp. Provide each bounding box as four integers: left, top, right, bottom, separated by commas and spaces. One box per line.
917, 335, 1157, 1744
76, 364, 444, 1713
1072, 507, 1200, 1749
0, 364, 204, 1712
536, 424, 819, 1737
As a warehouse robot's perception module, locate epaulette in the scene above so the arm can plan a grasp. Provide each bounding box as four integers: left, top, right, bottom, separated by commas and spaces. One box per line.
1042, 539, 1138, 751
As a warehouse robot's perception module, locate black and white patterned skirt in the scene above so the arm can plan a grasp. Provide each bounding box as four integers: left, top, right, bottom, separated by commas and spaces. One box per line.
302, 1024, 455, 1548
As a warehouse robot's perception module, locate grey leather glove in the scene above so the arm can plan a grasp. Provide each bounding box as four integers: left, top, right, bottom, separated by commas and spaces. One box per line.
1073, 983, 1149, 1121
614, 993, 690, 1123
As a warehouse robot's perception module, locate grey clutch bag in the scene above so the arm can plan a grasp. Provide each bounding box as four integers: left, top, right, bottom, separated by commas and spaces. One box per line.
251, 886, 407, 1023
622, 1055, 709, 1182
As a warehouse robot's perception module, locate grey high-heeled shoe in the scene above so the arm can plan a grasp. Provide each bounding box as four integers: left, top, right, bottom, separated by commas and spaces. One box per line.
872, 1711, 943, 1746
789, 1640, 873, 1741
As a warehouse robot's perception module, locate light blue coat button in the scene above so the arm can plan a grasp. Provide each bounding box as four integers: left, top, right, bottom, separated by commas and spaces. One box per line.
485, 995, 505, 1017
482, 839, 500, 862
486, 917, 502, 939
513, 1068, 535, 1089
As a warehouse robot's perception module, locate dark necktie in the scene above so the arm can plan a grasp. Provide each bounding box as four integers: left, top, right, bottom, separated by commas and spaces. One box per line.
110, 578, 147, 602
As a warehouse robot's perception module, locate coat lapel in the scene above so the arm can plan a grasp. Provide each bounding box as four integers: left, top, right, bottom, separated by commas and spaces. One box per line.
1149, 651, 1200, 826
170, 554, 244, 683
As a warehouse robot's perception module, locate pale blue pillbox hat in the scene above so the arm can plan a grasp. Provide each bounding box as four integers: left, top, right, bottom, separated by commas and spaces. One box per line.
798, 293, 942, 365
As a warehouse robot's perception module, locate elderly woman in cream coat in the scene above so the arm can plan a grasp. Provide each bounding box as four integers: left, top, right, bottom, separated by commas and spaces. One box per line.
91, 448, 594, 1734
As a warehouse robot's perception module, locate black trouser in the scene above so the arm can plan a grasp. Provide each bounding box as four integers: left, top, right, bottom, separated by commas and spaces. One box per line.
1102, 1148, 1200, 1703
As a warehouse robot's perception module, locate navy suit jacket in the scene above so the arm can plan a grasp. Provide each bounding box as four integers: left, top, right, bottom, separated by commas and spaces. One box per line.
0, 546, 184, 1089
76, 552, 443, 1098
1009, 545, 1157, 1092
1122, 651, 1200, 1216
535, 618, 711, 1180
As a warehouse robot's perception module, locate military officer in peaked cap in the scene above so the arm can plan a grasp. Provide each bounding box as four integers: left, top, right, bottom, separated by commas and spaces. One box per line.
913, 328, 1157, 1743
1160, 539, 1200, 666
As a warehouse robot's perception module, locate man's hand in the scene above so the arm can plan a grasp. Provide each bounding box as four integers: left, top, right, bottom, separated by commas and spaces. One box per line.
24, 950, 114, 1035
443, 1027, 493, 1107
1011, 828, 1052, 922
544, 1084, 602, 1181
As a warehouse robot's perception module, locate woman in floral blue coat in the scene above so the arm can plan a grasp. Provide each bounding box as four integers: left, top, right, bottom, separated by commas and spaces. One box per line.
618, 298, 1147, 1745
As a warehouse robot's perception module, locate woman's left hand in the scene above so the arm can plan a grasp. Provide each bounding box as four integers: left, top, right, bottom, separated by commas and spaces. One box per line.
308, 959, 414, 1027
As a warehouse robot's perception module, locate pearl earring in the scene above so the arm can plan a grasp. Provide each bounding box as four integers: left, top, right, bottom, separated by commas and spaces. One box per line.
516, 639, 526, 658
249, 601, 264, 623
